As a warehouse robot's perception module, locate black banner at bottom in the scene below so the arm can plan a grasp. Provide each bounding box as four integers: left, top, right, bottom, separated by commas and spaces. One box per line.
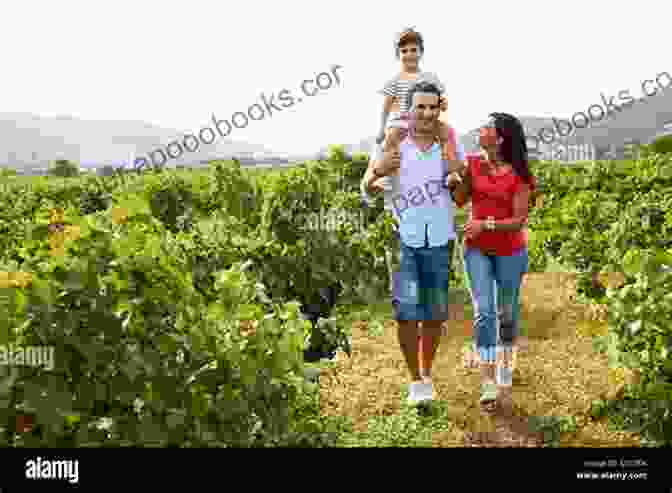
0, 447, 667, 491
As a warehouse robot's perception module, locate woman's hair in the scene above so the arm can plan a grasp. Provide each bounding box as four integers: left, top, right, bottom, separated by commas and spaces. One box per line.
487, 112, 532, 184
395, 27, 424, 58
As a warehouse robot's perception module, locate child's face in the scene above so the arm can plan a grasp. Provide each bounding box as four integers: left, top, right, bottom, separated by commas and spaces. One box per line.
398, 42, 420, 67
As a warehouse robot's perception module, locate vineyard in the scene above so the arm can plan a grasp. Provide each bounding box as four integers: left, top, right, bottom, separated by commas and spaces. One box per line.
0, 144, 670, 447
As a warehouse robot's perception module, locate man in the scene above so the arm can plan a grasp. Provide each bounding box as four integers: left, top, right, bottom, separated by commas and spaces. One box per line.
361, 81, 463, 405
361, 107, 465, 293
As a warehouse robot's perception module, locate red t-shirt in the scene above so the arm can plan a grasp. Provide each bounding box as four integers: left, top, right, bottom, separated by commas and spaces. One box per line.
464, 155, 535, 256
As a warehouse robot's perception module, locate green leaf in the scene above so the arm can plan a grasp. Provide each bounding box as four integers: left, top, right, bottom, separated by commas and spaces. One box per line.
622, 250, 644, 278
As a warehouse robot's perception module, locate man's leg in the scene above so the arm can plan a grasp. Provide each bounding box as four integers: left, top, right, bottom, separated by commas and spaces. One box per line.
395, 242, 425, 402
419, 241, 454, 379
398, 321, 422, 381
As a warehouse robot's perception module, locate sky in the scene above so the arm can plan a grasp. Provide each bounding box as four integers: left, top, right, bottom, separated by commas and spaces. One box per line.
2, 0, 670, 155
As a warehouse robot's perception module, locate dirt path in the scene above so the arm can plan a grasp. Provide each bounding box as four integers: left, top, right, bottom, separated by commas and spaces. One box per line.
319, 273, 642, 447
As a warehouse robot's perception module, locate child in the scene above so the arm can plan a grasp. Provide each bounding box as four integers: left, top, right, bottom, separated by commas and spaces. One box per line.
377, 27, 458, 170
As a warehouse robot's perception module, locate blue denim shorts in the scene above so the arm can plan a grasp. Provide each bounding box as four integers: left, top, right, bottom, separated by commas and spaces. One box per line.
392, 241, 454, 321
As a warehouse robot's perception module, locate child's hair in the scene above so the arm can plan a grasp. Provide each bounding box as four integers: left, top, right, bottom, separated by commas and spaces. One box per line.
395, 27, 424, 58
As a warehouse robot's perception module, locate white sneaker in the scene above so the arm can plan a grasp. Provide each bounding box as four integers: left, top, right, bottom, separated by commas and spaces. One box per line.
421, 378, 434, 401
407, 380, 433, 404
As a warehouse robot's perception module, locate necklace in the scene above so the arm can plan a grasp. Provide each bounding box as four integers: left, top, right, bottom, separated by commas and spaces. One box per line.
415, 147, 434, 160
414, 136, 436, 160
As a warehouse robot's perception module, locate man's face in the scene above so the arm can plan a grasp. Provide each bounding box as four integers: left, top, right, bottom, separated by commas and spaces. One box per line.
412, 93, 440, 133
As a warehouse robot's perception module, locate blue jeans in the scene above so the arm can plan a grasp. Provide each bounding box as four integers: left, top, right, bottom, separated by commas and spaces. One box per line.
463, 247, 528, 362
393, 241, 454, 321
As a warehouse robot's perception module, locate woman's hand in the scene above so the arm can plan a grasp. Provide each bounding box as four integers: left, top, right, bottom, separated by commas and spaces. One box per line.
463, 219, 485, 239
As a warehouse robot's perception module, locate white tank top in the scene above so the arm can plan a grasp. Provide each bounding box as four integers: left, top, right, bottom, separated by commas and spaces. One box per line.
389, 139, 457, 248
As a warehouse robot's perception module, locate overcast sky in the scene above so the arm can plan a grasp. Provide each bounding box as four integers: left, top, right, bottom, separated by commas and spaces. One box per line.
3, 0, 670, 154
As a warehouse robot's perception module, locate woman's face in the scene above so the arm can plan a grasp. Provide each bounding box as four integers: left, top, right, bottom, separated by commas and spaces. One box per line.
479, 126, 499, 160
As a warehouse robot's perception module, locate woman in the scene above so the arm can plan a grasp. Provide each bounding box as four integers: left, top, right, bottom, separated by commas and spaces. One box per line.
447, 112, 535, 408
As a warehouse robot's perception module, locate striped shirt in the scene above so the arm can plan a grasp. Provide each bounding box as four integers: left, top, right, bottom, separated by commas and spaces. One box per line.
378, 72, 446, 113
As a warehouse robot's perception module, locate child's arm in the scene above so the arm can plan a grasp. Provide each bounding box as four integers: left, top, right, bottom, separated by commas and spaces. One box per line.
437, 122, 460, 169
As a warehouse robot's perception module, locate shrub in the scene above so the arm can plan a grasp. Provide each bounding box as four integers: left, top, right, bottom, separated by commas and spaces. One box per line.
651, 134, 672, 155
0, 208, 314, 447
49, 160, 80, 178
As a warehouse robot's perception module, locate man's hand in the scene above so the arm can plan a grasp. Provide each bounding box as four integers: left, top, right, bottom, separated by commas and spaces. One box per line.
445, 172, 462, 189
371, 176, 386, 191
375, 150, 400, 177
445, 159, 466, 175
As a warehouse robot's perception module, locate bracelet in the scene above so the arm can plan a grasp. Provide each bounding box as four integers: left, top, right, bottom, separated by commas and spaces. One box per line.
486, 216, 495, 231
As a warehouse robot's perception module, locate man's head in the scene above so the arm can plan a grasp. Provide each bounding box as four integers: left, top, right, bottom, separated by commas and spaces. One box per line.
407, 80, 441, 135
395, 27, 423, 68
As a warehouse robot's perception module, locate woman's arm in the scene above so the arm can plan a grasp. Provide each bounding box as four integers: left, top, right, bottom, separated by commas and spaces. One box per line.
491, 183, 531, 231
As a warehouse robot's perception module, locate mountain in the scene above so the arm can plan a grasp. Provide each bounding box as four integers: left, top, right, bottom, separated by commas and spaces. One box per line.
0, 112, 276, 171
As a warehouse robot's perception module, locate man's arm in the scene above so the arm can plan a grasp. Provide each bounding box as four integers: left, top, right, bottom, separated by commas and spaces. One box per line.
362, 143, 400, 193
361, 159, 384, 197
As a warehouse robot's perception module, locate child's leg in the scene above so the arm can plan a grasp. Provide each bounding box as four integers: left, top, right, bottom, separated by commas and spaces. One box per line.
437, 122, 457, 162
383, 127, 402, 154
383, 127, 402, 176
